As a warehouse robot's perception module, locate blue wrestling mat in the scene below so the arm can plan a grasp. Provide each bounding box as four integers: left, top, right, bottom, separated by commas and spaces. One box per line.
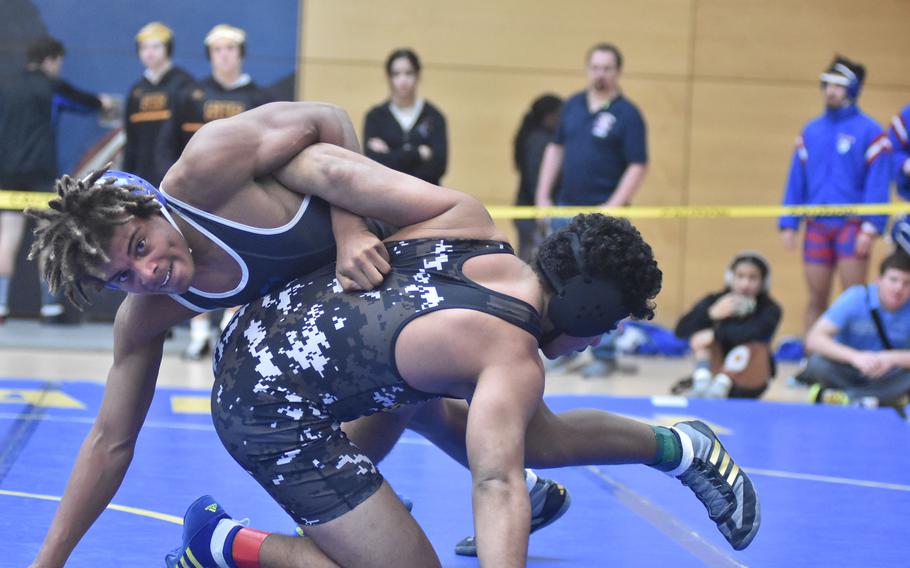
1, 377, 908, 567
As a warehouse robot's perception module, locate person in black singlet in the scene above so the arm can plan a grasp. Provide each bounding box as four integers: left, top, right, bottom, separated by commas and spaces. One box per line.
28, 120, 760, 567
23, 103, 567, 567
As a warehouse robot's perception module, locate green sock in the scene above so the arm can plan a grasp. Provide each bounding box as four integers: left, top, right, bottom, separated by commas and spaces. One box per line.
649, 426, 682, 472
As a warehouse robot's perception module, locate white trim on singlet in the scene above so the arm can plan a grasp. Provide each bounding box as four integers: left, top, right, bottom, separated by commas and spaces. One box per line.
165, 206, 250, 299
158, 186, 311, 235
167, 292, 208, 313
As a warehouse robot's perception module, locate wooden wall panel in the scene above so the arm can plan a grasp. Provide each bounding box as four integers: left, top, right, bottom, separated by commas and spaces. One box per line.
302, 65, 688, 205
694, 0, 910, 86
303, 0, 693, 76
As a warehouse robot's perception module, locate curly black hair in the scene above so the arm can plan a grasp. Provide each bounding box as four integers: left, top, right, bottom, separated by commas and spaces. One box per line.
25, 168, 161, 308
535, 214, 662, 320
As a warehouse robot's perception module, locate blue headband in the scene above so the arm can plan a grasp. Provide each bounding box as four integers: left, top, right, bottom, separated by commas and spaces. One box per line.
820, 62, 861, 100
100, 170, 167, 206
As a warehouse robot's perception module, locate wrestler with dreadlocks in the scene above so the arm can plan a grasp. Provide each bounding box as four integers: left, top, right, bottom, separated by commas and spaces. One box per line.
25, 102, 575, 567
29, 135, 759, 568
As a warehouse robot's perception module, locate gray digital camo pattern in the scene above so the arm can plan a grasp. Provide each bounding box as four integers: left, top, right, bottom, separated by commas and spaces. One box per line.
210, 238, 540, 525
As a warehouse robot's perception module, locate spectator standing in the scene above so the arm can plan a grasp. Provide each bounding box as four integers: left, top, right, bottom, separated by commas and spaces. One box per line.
122, 22, 194, 188
779, 55, 891, 335
534, 42, 648, 375
160, 23, 272, 359
158, 24, 272, 166
888, 102, 910, 200
363, 48, 448, 185
887, 103, 910, 247
0, 36, 110, 324
675, 252, 782, 398
512, 94, 561, 262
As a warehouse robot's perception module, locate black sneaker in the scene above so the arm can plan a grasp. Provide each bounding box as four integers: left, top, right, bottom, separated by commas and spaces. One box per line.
672, 421, 760, 550
454, 476, 571, 556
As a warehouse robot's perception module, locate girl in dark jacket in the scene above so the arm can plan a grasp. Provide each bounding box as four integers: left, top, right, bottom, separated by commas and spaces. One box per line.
675, 252, 783, 398
363, 48, 447, 185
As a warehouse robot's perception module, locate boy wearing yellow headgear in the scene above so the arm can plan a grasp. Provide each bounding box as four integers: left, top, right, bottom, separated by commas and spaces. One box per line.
163, 24, 273, 359
124, 22, 195, 188
163, 23, 272, 162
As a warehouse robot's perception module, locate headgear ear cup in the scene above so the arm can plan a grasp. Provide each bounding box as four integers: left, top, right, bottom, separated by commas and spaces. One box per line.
820, 56, 865, 100
102, 169, 166, 206
538, 231, 629, 339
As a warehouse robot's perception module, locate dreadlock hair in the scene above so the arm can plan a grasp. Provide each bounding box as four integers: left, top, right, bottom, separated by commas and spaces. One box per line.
535, 214, 662, 320
25, 168, 162, 308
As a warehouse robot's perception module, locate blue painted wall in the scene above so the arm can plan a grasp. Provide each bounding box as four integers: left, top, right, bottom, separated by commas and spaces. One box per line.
31, 0, 300, 172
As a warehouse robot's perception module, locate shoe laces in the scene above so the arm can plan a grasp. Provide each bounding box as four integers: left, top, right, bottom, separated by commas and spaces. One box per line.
679, 460, 734, 521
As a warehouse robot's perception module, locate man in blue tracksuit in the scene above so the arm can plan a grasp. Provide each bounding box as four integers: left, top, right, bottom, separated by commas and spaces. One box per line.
779, 55, 891, 335
888, 103, 910, 201
887, 103, 910, 247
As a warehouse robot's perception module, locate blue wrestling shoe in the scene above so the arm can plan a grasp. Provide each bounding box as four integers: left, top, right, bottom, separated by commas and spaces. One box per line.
165, 495, 245, 568
454, 475, 571, 557
672, 421, 761, 550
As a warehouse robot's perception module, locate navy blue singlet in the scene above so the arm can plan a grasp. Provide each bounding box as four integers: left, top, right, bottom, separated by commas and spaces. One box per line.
159, 189, 336, 312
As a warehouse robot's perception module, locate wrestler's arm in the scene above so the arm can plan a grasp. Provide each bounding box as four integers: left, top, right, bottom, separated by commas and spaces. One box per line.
168, 101, 390, 290
32, 296, 195, 567
466, 353, 544, 568
273, 143, 504, 242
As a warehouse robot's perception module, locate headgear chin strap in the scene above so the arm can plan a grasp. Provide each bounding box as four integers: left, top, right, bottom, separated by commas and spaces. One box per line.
538, 232, 629, 342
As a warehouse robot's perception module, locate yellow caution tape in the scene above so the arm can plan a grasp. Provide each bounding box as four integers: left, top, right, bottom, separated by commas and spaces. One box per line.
0, 191, 62, 211
4, 189, 909, 219
487, 203, 910, 220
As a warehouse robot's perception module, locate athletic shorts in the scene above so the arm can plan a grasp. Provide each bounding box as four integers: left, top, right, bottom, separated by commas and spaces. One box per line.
803, 219, 862, 266
211, 380, 384, 526
210, 279, 438, 526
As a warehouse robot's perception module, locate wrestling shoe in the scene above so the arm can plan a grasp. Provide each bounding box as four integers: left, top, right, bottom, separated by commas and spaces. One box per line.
671, 421, 760, 550
808, 384, 850, 405
165, 495, 245, 568
454, 475, 571, 556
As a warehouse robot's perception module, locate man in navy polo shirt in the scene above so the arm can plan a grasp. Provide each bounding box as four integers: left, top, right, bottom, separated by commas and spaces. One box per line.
535, 42, 648, 211
535, 42, 648, 375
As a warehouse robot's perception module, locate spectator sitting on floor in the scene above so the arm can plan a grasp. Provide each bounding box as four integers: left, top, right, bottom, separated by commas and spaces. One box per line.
675, 252, 782, 398
804, 250, 910, 411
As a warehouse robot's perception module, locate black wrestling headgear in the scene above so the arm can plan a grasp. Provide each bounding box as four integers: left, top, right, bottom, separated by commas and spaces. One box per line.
538, 232, 629, 342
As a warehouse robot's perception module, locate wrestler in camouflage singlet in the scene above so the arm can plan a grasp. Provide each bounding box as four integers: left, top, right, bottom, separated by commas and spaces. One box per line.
211, 238, 541, 526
